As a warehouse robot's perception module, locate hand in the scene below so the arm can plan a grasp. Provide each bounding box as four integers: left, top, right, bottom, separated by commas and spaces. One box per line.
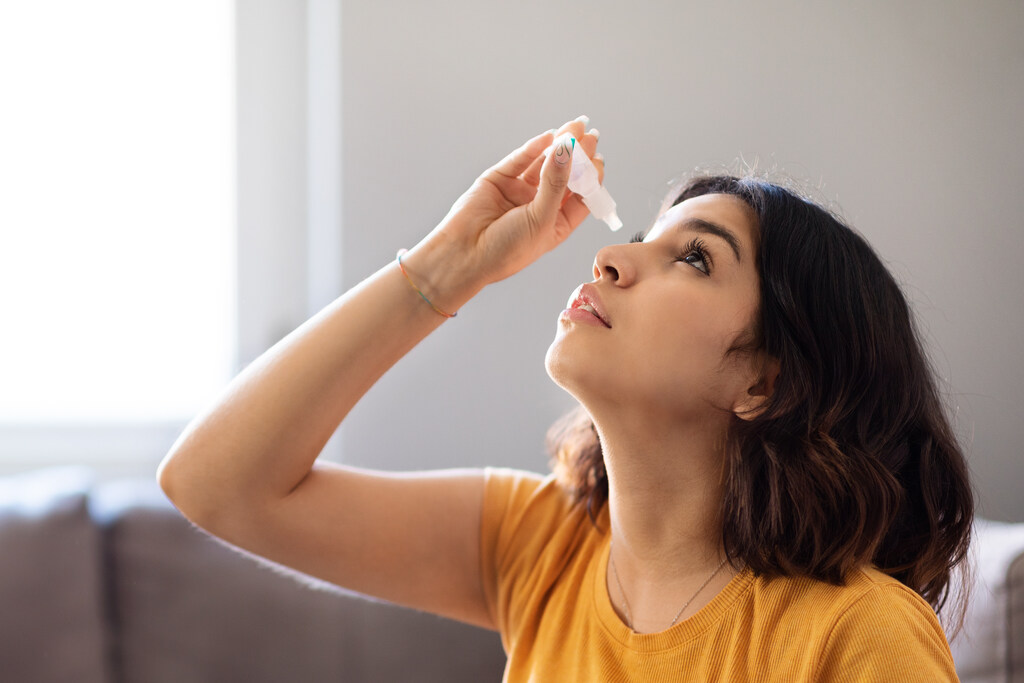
408, 117, 604, 305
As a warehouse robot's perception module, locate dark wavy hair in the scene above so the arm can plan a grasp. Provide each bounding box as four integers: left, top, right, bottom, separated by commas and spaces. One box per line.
547, 174, 974, 635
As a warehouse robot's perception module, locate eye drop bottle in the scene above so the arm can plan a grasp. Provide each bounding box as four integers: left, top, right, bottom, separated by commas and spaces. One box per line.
568, 141, 623, 231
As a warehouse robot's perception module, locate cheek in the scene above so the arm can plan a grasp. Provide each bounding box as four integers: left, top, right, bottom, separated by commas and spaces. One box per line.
641, 301, 752, 390
661, 298, 734, 358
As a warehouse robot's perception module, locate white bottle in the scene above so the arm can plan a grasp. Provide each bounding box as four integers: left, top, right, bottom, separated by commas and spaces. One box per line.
568, 140, 623, 231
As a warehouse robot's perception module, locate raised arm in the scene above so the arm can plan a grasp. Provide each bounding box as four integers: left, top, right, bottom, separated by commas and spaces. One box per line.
156, 118, 602, 628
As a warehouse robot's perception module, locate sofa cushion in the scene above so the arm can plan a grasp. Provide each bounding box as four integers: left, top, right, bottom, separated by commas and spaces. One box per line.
951, 518, 1024, 683
0, 466, 112, 683
325, 592, 508, 681
1011, 550, 1024, 683
90, 478, 505, 683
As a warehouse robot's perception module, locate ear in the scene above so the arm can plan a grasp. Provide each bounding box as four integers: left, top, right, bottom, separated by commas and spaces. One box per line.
733, 355, 780, 421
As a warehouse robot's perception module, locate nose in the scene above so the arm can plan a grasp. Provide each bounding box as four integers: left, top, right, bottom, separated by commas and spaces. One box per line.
592, 243, 637, 286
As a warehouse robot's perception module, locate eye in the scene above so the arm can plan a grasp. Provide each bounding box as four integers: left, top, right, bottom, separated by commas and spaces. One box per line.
629, 231, 646, 244
677, 237, 713, 275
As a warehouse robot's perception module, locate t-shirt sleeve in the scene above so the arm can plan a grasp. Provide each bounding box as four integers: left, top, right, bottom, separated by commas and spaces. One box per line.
814, 583, 960, 682
479, 467, 567, 649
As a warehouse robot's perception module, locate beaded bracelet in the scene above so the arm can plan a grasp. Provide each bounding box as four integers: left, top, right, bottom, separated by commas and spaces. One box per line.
396, 249, 457, 319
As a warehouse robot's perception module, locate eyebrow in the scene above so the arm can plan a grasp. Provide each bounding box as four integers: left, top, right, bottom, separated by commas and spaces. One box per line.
662, 217, 743, 263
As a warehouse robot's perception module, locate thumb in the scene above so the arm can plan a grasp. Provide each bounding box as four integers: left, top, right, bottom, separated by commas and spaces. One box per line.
529, 133, 574, 227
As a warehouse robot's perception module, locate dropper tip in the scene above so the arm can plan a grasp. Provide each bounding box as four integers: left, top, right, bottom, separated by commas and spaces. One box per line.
606, 213, 623, 231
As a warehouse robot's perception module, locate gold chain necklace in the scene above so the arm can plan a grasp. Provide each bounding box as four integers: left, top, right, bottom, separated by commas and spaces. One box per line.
608, 539, 729, 632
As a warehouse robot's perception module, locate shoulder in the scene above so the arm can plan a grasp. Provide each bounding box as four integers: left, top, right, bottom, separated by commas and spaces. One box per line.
757, 566, 938, 614
750, 565, 943, 623
737, 568, 957, 681
480, 467, 598, 640
838, 566, 945, 618
823, 567, 951, 643
481, 467, 583, 567
807, 567, 958, 681
481, 468, 566, 539
481, 466, 552, 517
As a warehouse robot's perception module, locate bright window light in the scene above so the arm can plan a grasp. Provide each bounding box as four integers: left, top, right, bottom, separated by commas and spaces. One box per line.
0, 1, 235, 424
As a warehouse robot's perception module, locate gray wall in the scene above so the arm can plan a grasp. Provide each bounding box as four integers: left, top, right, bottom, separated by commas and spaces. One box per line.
338, 1, 1024, 521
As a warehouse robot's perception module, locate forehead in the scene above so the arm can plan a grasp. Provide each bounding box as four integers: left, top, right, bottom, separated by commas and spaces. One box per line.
648, 194, 759, 249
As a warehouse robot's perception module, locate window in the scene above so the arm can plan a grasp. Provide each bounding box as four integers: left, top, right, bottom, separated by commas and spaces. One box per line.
0, 0, 342, 476
0, 1, 236, 425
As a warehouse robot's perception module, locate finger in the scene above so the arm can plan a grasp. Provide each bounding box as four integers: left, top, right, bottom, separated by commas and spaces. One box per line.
577, 128, 598, 159
560, 193, 592, 227
525, 125, 599, 187
529, 133, 574, 228
555, 114, 589, 142
489, 130, 554, 179
521, 150, 547, 187
555, 121, 585, 146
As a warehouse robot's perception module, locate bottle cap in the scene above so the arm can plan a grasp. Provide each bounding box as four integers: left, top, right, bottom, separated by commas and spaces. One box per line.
582, 186, 623, 231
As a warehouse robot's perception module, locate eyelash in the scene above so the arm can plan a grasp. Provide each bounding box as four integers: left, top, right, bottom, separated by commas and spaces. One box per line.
628, 232, 713, 275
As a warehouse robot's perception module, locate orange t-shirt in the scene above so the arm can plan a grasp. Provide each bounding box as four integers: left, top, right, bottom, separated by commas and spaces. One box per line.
480, 467, 960, 682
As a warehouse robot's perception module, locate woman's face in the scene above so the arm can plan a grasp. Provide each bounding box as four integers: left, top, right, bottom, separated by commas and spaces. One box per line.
545, 193, 765, 424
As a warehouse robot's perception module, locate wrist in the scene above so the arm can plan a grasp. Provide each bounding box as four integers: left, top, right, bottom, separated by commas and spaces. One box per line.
398, 234, 488, 315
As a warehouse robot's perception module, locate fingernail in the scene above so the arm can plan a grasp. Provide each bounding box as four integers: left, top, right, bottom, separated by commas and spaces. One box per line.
575, 115, 590, 126
552, 134, 575, 166
546, 128, 557, 135
589, 128, 600, 140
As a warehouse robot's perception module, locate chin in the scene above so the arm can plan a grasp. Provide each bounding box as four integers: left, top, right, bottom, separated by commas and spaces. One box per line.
543, 340, 564, 386
544, 338, 576, 395
544, 337, 602, 408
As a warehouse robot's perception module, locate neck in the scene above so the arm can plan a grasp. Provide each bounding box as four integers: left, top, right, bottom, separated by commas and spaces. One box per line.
598, 411, 727, 573
591, 406, 740, 632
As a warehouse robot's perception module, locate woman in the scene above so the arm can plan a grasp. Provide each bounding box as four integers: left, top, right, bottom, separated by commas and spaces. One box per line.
158, 116, 972, 681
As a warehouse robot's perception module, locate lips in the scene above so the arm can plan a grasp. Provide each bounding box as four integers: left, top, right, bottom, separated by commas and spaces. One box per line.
566, 284, 611, 328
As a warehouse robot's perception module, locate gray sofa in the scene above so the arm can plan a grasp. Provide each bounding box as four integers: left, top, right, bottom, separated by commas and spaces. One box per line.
0, 467, 505, 682
1, 465, 1022, 682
